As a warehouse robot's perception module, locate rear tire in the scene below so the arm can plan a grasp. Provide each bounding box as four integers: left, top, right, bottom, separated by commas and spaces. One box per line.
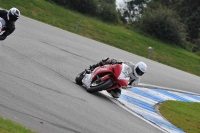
87, 79, 113, 93
75, 71, 85, 85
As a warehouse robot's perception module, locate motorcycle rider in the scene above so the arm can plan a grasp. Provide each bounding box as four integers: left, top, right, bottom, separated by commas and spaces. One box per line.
86, 57, 147, 98
0, 7, 20, 40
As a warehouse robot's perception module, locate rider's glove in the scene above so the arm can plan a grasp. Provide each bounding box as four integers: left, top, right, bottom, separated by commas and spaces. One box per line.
102, 57, 109, 62
99, 57, 110, 66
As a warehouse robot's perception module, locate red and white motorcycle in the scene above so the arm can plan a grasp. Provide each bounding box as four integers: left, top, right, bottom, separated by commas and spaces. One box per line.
75, 63, 131, 94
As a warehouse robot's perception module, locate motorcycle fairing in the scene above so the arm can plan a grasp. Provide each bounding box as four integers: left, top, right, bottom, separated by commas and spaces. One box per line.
91, 64, 115, 81
82, 64, 131, 90
92, 64, 129, 88
82, 73, 92, 88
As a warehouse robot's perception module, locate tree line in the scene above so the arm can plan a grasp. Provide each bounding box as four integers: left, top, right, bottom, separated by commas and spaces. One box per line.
136, 0, 200, 52
47, 0, 119, 23
47, 0, 200, 53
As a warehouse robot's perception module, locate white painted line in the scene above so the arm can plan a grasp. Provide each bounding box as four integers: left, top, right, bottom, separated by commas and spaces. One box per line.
169, 91, 200, 102
122, 89, 158, 105
100, 90, 168, 133
137, 87, 177, 101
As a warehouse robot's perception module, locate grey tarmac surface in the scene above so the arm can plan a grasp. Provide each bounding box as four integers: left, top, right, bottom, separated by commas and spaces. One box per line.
0, 16, 199, 133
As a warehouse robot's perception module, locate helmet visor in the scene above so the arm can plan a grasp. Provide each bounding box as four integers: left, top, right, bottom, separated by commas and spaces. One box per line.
135, 67, 144, 76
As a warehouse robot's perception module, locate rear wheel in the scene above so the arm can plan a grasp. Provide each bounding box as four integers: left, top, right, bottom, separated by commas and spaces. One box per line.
75, 71, 85, 85
87, 79, 113, 93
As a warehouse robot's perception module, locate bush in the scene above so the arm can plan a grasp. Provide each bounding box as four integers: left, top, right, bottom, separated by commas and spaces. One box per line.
70, 0, 98, 15
97, 4, 119, 23
47, 0, 119, 23
192, 38, 200, 52
47, 0, 98, 14
137, 6, 187, 48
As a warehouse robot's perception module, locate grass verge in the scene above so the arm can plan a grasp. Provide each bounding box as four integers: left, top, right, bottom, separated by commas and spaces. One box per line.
0, 116, 35, 133
159, 100, 200, 133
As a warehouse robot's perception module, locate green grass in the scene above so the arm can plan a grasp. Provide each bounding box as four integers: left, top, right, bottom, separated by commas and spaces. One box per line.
0, 116, 35, 133
159, 101, 200, 133
1, 0, 200, 76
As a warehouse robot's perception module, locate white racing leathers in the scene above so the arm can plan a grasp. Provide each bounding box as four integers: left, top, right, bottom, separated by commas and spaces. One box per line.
123, 61, 140, 87
0, 17, 6, 30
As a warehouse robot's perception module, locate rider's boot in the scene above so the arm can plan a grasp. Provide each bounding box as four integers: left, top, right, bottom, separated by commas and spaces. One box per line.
107, 88, 121, 98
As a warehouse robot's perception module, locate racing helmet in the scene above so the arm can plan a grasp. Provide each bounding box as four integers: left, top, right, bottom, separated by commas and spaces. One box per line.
133, 61, 147, 77
7, 7, 20, 22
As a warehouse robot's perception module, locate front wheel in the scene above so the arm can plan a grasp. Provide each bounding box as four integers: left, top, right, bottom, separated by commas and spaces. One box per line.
87, 79, 113, 93
75, 71, 85, 85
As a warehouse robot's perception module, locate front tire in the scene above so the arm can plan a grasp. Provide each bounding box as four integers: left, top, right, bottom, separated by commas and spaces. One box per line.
75, 71, 85, 85
87, 79, 113, 93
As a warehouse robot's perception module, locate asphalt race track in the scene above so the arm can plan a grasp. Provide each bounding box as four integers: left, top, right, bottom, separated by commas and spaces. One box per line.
0, 16, 200, 133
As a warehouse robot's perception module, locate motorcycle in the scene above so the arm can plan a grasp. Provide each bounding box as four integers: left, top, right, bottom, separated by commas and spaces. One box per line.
75, 63, 131, 93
